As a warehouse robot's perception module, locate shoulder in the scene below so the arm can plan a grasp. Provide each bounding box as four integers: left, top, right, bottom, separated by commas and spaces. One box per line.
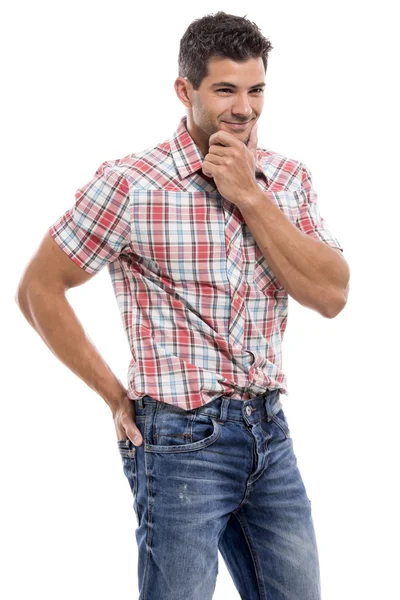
256, 148, 306, 188
97, 138, 173, 185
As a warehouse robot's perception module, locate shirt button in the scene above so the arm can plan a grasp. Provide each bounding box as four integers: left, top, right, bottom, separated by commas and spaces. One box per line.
245, 405, 252, 416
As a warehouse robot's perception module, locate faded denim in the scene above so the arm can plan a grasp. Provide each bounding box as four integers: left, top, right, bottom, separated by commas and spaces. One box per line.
117, 389, 321, 599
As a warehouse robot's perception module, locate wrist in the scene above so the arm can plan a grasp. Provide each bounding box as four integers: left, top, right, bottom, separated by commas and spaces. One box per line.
237, 186, 265, 211
102, 384, 128, 415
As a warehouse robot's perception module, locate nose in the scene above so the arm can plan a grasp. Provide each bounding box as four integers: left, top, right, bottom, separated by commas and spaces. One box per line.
230, 93, 253, 119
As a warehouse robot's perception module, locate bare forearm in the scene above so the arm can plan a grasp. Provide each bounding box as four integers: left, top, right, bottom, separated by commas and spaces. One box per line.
16, 286, 125, 412
239, 190, 350, 318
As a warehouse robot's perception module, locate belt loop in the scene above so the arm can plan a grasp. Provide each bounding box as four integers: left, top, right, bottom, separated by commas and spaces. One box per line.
138, 396, 144, 410
218, 398, 230, 422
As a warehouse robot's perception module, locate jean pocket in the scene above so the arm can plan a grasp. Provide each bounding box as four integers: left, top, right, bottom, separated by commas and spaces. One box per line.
271, 408, 291, 439
117, 440, 138, 496
146, 406, 221, 453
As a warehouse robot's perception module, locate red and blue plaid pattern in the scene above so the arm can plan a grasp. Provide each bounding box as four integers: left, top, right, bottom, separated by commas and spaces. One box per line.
49, 115, 343, 409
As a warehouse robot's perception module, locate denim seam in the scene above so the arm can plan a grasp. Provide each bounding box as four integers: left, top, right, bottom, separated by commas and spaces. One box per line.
142, 411, 154, 600
132, 451, 138, 498
142, 468, 154, 600
231, 511, 267, 600
144, 419, 221, 453
231, 436, 256, 513
271, 414, 290, 439
136, 410, 281, 425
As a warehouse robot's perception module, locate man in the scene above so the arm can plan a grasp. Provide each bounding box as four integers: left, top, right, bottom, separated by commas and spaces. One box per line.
15, 11, 349, 600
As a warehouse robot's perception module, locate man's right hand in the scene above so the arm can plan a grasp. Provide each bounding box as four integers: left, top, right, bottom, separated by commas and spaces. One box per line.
112, 393, 143, 446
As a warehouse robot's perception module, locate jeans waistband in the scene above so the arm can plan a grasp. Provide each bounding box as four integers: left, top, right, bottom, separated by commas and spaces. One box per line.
137, 389, 283, 425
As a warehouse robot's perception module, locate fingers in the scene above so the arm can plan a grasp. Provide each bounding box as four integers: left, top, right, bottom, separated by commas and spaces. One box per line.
126, 402, 143, 446
116, 423, 143, 446
202, 160, 214, 178
114, 396, 143, 446
128, 423, 143, 447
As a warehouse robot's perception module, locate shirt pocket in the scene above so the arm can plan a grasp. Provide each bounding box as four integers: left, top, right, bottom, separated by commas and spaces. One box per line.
130, 189, 226, 284
252, 188, 301, 295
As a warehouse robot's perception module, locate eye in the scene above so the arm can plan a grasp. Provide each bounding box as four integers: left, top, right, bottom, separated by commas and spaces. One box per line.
216, 88, 264, 94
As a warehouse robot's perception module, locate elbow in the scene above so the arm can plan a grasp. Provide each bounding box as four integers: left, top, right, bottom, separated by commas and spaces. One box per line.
15, 285, 30, 315
324, 302, 345, 319
15, 285, 24, 308
324, 283, 350, 319
323, 253, 350, 319
15, 280, 36, 317
15, 270, 30, 306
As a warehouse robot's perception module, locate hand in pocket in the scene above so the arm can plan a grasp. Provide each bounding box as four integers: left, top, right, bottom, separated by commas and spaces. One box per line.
112, 393, 143, 446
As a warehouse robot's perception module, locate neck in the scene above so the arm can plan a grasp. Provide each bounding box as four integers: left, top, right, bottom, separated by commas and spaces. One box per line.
185, 113, 209, 157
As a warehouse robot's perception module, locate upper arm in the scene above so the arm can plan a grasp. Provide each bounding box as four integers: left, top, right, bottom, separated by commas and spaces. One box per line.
17, 231, 96, 296
17, 160, 131, 297
296, 162, 344, 253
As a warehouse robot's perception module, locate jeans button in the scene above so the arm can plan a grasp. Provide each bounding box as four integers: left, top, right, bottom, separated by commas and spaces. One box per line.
245, 405, 252, 416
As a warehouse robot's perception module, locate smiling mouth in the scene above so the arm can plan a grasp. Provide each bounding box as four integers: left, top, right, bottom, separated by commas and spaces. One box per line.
223, 121, 252, 125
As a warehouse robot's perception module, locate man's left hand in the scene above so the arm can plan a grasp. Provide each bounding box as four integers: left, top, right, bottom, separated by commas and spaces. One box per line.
202, 120, 259, 205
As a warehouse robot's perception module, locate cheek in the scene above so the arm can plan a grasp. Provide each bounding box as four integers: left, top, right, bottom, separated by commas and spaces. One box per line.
254, 97, 264, 112
203, 97, 229, 117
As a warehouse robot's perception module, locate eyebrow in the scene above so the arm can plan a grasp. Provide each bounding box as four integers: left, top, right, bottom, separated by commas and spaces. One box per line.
210, 82, 266, 89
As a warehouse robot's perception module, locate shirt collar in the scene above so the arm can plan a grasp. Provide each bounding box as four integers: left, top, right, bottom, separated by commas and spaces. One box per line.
170, 115, 269, 186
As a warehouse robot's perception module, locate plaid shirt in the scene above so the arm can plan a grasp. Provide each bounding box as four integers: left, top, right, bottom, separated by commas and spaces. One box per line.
49, 115, 343, 410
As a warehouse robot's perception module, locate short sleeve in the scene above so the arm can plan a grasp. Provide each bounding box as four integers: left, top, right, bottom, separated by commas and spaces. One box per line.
296, 162, 344, 252
48, 161, 131, 274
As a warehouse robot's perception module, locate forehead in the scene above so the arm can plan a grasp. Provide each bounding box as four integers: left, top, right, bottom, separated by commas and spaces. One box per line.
204, 56, 265, 84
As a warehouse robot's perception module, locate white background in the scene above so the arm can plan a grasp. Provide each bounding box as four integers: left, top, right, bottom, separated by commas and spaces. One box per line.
2, 1, 399, 598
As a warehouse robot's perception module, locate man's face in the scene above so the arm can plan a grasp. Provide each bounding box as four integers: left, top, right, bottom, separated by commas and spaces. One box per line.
177, 56, 265, 155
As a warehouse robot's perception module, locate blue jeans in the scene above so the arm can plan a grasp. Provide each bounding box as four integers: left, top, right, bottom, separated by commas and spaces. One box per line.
117, 389, 321, 599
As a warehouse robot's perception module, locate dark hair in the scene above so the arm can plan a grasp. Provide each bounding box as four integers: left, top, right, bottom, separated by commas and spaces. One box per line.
178, 11, 273, 91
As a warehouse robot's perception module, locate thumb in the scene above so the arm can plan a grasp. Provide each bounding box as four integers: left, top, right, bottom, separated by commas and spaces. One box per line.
247, 120, 258, 153
129, 430, 143, 446
127, 414, 143, 446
